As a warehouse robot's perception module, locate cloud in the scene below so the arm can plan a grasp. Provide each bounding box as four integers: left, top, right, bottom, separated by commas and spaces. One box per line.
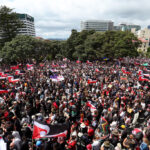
1, 0, 150, 38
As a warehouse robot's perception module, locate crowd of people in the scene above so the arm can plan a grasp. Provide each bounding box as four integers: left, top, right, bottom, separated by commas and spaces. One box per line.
0, 57, 150, 150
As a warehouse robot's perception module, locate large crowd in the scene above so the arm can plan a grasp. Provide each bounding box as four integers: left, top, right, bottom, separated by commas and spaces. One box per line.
0, 57, 150, 150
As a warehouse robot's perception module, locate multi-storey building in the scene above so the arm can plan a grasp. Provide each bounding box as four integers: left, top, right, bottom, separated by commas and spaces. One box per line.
17, 13, 36, 36
81, 20, 114, 31
119, 23, 141, 31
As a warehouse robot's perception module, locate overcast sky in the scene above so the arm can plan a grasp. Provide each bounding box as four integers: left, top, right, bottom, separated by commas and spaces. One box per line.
1, 0, 150, 39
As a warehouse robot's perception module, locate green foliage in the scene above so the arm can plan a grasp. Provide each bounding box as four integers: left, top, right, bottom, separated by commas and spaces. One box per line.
0, 6, 23, 47
147, 47, 150, 53
0, 29, 141, 63
62, 30, 140, 61
0, 35, 63, 63
146, 47, 150, 58
0, 35, 36, 63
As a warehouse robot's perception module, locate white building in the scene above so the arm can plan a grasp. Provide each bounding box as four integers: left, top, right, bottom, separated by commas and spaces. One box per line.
17, 13, 36, 36
119, 23, 141, 31
81, 20, 114, 31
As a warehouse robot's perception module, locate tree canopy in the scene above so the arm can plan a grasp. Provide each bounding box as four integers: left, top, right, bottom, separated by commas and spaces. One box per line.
0, 28, 142, 63
0, 35, 62, 63
0, 5, 23, 48
60, 30, 141, 61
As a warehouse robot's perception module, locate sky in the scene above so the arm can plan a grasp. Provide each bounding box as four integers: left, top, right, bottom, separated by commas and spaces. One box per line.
1, 0, 150, 39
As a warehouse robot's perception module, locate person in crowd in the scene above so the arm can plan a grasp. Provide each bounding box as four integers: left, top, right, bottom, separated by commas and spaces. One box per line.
0, 58, 149, 150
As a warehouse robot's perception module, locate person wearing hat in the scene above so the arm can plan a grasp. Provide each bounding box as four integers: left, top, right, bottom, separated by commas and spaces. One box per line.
10, 131, 22, 150
100, 140, 114, 150
110, 129, 119, 147
115, 143, 122, 150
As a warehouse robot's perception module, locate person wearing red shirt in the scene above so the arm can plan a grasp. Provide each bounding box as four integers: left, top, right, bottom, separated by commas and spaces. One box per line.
88, 125, 94, 141
65, 136, 77, 150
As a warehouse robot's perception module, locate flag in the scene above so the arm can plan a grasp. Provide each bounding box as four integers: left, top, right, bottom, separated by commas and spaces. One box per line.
27, 64, 34, 70
134, 62, 140, 66
138, 70, 143, 76
51, 64, 59, 68
87, 79, 97, 84
50, 69, 59, 73
132, 128, 142, 135
100, 117, 109, 134
61, 64, 67, 68
8, 76, 20, 83
15, 70, 25, 75
0, 86, 8, 94
121, 67, 131, 75
139, 76, 150, 82
63, 58, 67, 61
86, 60, 92, 65
50, 75, 64, 82
32, 121, 68, 139
144, 67, 150, 72
86, 101, 96, 110
142, 70, 150, 77
138, 70, 150, 77
26, 64, 33, 68
0, 72, 9, 77
10, 65, 19, 70
0, 77, 7, 80
7, 76, 13, 80
76, 60, 81, 64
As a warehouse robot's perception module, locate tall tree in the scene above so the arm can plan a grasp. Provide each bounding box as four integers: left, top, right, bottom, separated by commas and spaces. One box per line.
0, 35, 37, 63
0, 6, 23, 47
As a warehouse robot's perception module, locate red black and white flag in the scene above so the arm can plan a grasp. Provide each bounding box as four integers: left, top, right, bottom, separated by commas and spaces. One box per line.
121, 67, 131, 75
0, 72, 9, 77
8, 76, 20, 83
139, 76, 150, 82
87, 79, 97, 84
32, 121, 69, 139
86, 101, 96, 110
0, 86, 8, 94
27, 64, 34, 70
10, 65, 19, 70
15, 70, 25, 75
86, 60, 92, 65
51, 63, 59, 68
0, 77, 7, 80
144, 67, 150, 72
138, 70, 150, 77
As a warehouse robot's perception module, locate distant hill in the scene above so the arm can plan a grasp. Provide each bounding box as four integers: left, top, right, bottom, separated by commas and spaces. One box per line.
47, 38, 67, 41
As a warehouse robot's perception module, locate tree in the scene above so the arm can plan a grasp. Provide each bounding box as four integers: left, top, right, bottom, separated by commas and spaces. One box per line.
146, 47, 150, 58
0, 6, 23, 48
0, 35, 37, 63
0, 35, 63, 63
